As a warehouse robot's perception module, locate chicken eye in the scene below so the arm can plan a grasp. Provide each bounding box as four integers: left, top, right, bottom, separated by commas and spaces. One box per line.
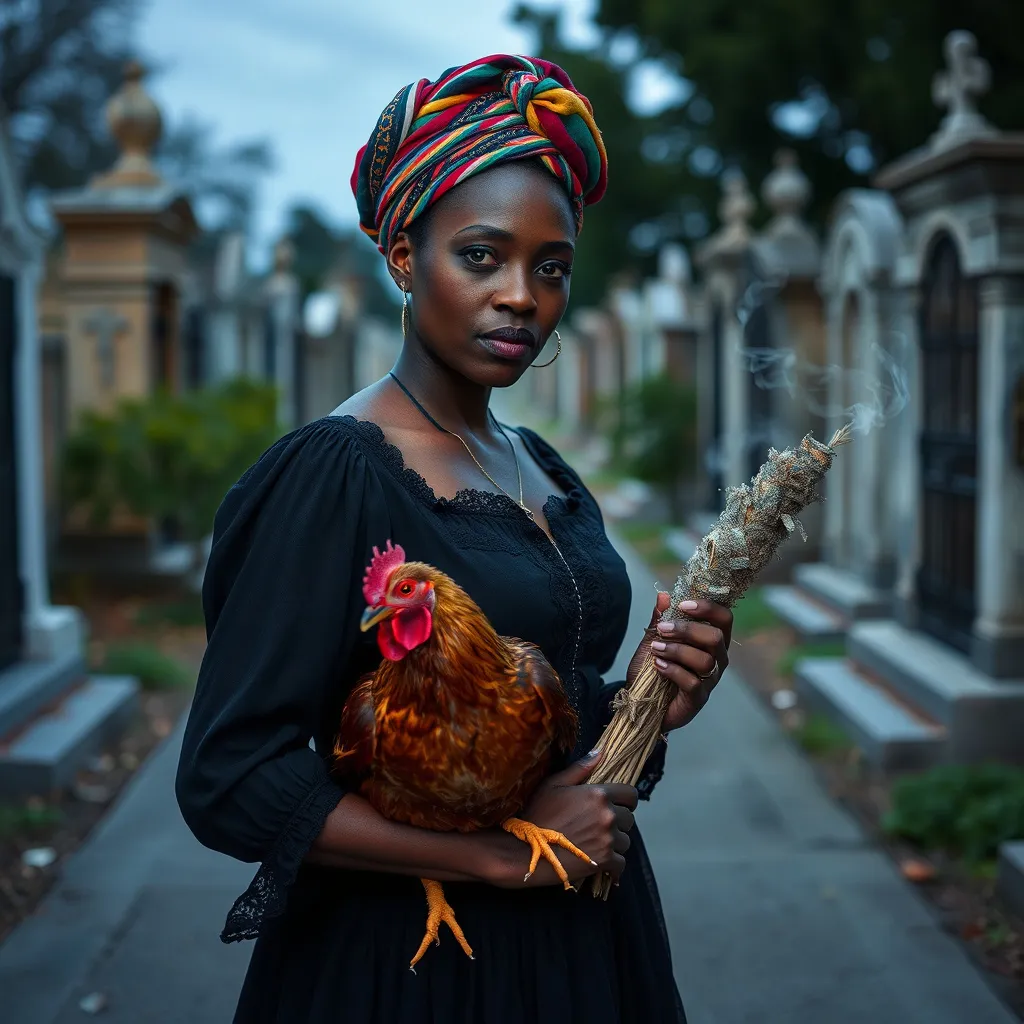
396, 580, 415, 597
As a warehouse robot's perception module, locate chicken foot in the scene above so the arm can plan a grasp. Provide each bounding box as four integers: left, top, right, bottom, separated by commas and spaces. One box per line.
501, 818, 597, 890
410, 879, 474, 972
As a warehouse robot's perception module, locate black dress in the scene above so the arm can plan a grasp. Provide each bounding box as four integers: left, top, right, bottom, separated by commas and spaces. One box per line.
175, 415, 686, 1024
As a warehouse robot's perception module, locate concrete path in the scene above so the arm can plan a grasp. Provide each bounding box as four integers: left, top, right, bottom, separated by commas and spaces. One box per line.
609, 532, 1016, 1024
0, 531, 1016, 1023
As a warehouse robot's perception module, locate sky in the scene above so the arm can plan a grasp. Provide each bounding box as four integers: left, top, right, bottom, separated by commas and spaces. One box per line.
136, 0, 605, 259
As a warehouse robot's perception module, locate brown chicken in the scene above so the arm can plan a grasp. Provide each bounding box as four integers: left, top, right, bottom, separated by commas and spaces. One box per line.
332, 540, 593, 970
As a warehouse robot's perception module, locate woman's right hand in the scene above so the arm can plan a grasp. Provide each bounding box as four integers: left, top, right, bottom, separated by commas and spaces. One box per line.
491, 750, 638, 888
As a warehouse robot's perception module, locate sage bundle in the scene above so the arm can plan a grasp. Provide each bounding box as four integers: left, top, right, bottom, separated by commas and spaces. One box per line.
589, 425, 853, 899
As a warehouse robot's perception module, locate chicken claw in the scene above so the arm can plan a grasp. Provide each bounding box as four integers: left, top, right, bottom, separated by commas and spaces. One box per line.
410, 879, 474, 971
501, 818, 597, 890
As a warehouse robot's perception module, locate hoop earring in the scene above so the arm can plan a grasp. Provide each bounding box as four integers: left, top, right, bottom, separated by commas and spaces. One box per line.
531, 329, 561, 368
401, 285, 410, 338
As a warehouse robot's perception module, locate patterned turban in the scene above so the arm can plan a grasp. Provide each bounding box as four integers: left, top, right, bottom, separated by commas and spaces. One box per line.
352, 54, 608, 255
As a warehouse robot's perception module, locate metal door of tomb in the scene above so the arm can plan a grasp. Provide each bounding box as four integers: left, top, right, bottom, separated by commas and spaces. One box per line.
917, 236, 978, 652
0, 273, 22, 670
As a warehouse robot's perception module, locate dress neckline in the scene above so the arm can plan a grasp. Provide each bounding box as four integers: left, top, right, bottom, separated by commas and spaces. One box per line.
327, 414, 583, 525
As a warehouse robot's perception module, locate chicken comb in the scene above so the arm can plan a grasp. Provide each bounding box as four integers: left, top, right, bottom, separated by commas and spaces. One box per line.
362, 540, 406, 606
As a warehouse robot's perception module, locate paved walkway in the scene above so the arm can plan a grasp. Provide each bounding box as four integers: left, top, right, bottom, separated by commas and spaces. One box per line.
0, 531, 1016, 1023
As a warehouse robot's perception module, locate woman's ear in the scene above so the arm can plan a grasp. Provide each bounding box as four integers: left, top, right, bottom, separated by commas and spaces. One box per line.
388, 233, 413, 289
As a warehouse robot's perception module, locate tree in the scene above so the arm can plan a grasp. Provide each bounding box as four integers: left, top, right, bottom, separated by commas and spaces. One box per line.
516, 0, 1024, 298
1, 0, 136, 191
593, 0, 1024, 225
513, 6, 690, 308
284, 203, 396, 317
1, 0, 275, 233
156, 116, 275, 234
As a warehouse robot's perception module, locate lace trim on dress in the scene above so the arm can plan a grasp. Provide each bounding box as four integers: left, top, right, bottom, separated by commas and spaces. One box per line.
328, 416, 604, 714
331, 415, 584, 519
220, 777, 343, 943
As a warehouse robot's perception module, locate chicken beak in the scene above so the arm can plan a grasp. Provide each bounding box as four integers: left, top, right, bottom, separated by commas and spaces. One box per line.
360, 604, 396, 632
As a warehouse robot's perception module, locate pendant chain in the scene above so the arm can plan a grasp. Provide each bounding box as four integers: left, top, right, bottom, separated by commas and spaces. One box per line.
388, 371, 533, 520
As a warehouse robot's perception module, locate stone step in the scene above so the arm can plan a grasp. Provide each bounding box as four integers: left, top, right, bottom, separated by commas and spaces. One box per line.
763, 584, 846, 642
0, 675, 140, 797
848, 620, 1024, 764
997, 842, 1024, 920
794, 656, 946, 771
792, 562, 890, 619
0, 653, 87, 738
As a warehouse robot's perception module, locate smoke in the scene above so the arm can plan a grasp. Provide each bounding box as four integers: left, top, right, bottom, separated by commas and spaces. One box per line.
736, 336, 910, 436
703, 425, 776, 476
733, 275, 910, 437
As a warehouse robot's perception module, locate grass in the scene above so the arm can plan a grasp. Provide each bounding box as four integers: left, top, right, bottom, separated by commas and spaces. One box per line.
793, 713, 852, 755
0, 803, 63, 838
99, 642, 194, 691
730, 587, 782, 637
133, 597, 205, 629
583, 466, 627, 489
775, 640, 847, 679
615, 520, 666, 544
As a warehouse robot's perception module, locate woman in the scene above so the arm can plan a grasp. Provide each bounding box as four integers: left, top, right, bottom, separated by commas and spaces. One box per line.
176, 55, 732, 1024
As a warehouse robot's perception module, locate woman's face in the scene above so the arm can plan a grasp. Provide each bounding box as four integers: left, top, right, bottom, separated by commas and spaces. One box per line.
389, 161, 576, 388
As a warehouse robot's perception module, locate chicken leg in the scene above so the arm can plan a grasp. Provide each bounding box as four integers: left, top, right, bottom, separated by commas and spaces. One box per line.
410, 879, 474, 971
501, 818, 596, 889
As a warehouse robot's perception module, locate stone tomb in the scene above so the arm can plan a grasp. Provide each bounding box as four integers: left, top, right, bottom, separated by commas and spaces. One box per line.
794, 31, 1024, 772
0, 110, 137, 796
46, 62, 198, 576
763, 189, 902, 640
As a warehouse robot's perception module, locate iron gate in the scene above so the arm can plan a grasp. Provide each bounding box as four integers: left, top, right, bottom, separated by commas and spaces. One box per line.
707, 303, 724, 510
917, 236, 978, 652
0, 273, 22, 670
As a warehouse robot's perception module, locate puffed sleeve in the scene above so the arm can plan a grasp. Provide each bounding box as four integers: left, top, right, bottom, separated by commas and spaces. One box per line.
175, 419, 386, 941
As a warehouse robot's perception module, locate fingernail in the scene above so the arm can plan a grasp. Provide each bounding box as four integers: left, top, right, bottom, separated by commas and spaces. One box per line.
587, 747, 601, 759
651, 640, 667, 652
679, 600, 699, 612
654, 657, 669, 669
656, 621, 674, 634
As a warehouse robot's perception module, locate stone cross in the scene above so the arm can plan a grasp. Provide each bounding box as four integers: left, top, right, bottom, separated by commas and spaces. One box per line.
930, 30, 996, 150
83, 307, 127, 389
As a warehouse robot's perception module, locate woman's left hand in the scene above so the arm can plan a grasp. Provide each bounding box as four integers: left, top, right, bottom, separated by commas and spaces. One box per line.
624, 592, 732, 733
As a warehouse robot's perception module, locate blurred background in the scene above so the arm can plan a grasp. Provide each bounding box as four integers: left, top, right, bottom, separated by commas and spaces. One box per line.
1, 1, 1024, 1021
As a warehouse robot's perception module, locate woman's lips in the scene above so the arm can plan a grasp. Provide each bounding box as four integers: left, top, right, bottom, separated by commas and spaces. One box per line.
477, 336, 533, 360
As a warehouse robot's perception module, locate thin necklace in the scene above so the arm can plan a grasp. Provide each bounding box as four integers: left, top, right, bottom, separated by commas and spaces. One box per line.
388, 371, 534, 521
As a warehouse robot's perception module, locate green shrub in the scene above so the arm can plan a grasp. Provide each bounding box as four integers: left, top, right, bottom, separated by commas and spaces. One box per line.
134, 598, 206, 629
776, 641, 847, 679
883, 763, 1024, 863
62, 379, 280, 545
607, 373, 697, 521
100, 643, 193, 691
730, 587, 781, 637
0, 803, 63, 837
793, 714, 851, 755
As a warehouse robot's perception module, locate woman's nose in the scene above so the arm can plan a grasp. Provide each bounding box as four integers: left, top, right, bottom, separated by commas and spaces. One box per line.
492, 265, 538, 316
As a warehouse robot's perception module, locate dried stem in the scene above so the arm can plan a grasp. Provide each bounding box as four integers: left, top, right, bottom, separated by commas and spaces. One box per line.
588, 427, 853, 900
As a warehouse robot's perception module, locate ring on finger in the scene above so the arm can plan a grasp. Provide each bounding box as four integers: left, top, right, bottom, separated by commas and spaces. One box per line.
696, 664, 718, 683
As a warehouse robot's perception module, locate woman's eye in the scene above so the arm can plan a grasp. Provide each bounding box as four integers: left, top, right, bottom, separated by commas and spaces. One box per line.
462, 247, 498, 267
538, 261, 571, 280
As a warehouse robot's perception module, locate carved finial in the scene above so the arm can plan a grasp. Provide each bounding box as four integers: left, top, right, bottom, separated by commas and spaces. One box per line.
273, 238, 296, 274
93, 61, 164, 188
719, 172, 755, 244
930, 30, 996, 151
762, 149, 810, 223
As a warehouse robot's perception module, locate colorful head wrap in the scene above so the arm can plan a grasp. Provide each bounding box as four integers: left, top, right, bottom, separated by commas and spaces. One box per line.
352, 54, 608, 255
